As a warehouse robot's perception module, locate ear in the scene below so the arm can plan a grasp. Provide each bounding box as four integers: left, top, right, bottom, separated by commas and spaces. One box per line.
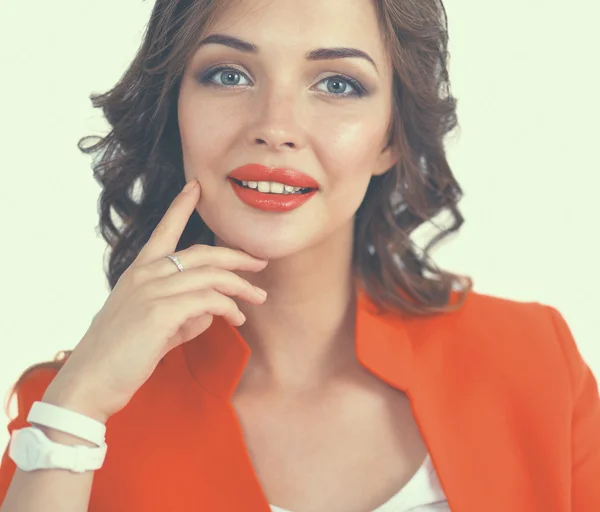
372, 143, 398, 177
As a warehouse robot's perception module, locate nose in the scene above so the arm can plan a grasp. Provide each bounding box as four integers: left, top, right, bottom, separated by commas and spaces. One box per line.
246, 92, 307, 152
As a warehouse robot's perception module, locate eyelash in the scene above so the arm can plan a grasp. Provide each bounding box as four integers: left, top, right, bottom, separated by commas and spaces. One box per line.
198, 65, 367, 98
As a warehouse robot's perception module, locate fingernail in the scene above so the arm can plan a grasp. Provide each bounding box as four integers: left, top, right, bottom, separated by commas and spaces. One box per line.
183, 179, 198, 193
254, 286, 267, 298
239, 311, 247, 323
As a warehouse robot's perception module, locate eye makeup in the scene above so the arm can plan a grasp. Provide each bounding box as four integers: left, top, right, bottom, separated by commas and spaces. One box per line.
196, 64, 369, 98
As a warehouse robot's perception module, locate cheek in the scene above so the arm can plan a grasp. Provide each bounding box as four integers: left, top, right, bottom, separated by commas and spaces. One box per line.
308, 109, 389, 220
178, 94, 244, 180
311, 109, 389, 178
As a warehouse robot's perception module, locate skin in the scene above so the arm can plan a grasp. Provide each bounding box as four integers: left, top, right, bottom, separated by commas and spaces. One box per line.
178, 0, 428, 510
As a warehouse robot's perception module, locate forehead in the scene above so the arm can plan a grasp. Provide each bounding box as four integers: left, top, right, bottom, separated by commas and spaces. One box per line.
206, 0, 388, 62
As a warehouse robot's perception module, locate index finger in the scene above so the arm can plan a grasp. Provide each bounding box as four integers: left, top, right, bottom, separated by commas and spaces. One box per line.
134, 179, 201, 266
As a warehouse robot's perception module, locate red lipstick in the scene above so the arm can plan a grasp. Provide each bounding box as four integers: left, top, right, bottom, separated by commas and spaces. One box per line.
228, 164, 319, 213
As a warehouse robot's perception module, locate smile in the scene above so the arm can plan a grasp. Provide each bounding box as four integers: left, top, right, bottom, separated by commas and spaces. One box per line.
233, 179, 313, 195
227, 163, 320, 212
228, 179, 317, 212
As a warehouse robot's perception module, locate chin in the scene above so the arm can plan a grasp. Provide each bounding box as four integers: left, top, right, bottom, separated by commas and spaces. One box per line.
222, 230, 310, 261
198, 197, 333, 261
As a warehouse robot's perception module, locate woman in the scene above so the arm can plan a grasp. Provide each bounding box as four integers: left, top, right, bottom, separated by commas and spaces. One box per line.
1, 0, 598, 510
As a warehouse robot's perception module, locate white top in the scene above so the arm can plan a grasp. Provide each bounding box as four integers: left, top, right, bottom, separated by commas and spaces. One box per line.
270, 454, 449, 512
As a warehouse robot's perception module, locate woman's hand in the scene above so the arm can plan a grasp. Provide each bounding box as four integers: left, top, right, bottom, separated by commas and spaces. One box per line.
42, 179, 268, 423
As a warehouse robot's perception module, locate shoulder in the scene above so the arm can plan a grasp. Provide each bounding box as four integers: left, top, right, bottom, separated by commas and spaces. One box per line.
452, 289, 554, 327
403, 289, 559, 341
457, 289, 572, 347
400, 290, 585, 385
434, 289, 568, 342
4, 354, 69, 428
437, 290, 585, 389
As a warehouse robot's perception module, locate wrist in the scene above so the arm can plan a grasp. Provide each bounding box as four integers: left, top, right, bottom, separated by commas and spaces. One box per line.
42, 381, 109, 425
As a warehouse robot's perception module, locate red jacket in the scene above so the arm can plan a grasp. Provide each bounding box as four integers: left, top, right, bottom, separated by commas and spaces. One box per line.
1, 289, 599, 511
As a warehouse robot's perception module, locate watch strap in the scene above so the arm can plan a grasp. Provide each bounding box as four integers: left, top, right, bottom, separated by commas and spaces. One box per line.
9, 427, 107, 473
44, 438, 107, 473
27, 401, 106, 447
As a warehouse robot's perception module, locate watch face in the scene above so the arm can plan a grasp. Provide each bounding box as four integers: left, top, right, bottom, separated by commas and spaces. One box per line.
10, 429, 41, 472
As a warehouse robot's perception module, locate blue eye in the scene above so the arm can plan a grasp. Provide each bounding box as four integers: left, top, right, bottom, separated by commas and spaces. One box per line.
200, 66, 252, 87
198, 66, 366, 98
315, 76, 366, 98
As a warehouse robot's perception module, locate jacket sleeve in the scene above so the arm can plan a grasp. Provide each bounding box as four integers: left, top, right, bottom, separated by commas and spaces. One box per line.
547, 306, 600, 511
0, 367, 59, 506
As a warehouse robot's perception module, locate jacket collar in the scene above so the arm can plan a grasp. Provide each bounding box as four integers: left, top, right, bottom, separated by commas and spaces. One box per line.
180, 285, 444, 399
177, 288, 551, 511
178, 285, 475, 511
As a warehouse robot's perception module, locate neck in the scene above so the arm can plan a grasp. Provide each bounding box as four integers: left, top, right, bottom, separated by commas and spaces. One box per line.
215, 225, 358, 391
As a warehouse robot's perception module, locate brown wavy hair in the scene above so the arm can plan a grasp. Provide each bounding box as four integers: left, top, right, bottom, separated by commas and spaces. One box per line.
8, 0, 472, 399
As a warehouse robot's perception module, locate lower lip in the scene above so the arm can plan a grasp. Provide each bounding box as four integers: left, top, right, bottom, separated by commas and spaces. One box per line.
229, 180, 317, 212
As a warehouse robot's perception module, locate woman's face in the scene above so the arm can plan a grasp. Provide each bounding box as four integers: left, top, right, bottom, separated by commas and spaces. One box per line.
178, 0, 396, 260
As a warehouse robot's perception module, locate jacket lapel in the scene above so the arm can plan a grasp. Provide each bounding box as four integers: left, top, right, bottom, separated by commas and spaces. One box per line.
180, 289, 548, 511
355, 291, 557, 511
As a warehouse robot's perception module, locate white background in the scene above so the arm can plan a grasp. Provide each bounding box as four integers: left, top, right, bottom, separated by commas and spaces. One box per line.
0, 0, 598, 451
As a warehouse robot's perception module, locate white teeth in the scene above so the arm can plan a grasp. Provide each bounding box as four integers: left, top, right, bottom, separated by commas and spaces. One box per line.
257, 181, 271, 193
270, 182, 284, 194
238, 180, 307, 194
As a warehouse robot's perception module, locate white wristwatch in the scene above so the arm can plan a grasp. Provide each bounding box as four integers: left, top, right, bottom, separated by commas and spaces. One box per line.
9, 427, 107, 473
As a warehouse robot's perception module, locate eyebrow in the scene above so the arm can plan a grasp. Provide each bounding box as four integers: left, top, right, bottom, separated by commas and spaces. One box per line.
196, 34, 378, 73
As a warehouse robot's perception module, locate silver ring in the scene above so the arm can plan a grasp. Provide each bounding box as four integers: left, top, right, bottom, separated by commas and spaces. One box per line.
165, 254, 184, 272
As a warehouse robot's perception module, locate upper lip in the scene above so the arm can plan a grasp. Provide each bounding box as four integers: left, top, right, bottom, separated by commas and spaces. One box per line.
228, 164, 319, 189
